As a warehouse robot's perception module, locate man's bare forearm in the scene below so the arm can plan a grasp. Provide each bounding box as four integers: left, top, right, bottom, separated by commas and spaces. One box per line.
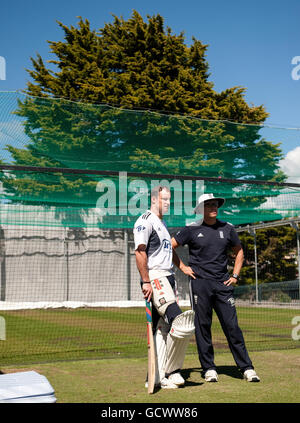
135, 250, 150, 281
172, 249, 186, 271
171, 237, 184, 270
172, 249, 180, 269
233, 247, 244, 276
135, 249, 152, 301
171, 237, 196, 279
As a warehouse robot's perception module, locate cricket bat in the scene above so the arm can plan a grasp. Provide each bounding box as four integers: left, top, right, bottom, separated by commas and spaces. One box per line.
145, 300, 156, 394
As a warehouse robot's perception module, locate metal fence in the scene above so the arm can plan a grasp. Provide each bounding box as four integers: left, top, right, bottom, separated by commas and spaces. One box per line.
235, 218, 300, 304
0, 219, 299, 306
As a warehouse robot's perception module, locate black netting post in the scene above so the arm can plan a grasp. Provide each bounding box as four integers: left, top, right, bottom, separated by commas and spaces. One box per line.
0, 226, 6, 301
249, 228, 259, 303
124, 229, 131, 301
291, 222, 300, 301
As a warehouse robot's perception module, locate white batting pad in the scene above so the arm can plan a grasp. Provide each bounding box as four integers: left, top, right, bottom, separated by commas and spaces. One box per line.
154, 318, 170, 384
170, 310, 195, 338
0, 371, 56, 403
165, 310, 195, 375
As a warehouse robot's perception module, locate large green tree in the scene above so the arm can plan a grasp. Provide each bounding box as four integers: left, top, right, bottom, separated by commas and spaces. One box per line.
2, 11, 286, 226
23, 11, 266, 120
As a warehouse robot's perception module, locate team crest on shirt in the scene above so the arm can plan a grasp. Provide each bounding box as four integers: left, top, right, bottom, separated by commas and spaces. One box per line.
162, 239, 171, 250
136, 225, 146, 232
219, 231, 224, 239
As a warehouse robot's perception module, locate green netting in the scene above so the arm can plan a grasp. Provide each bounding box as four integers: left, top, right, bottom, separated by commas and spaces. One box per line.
0, 92, 299, 365
0, 91, 300, 228
0, 170, 299, 228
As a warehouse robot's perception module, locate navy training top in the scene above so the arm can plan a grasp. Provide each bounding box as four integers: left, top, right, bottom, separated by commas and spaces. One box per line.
174, 219, 241, 281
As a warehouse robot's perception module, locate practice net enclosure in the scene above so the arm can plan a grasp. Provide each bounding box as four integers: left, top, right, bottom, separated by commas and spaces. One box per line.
0, 91, 299, 365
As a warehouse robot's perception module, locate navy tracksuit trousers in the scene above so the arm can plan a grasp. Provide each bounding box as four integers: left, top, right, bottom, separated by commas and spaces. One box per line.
190, 277, 253, 373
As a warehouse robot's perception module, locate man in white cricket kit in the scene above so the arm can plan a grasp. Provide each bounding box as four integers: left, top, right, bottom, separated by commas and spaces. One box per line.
133, 185, 195, 389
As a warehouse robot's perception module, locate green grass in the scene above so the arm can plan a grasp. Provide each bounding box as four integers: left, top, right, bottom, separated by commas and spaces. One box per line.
1, 349, 300, 403
0, 306, 299, 365
0, 305, 299, 403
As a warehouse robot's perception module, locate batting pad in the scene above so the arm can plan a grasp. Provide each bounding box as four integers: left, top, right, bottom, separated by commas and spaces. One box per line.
165, 310, 195, 375
169, 310, 195, 339
154, 317, 170, 384
0, 371, 56, 403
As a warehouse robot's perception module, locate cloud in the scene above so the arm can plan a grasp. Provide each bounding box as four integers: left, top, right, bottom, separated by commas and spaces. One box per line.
257, 147, 300, 217
279, 146, 300, 183
259, 187, 300, 218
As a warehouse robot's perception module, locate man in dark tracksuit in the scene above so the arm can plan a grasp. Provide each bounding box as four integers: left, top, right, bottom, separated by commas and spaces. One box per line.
171, 193, 260, 382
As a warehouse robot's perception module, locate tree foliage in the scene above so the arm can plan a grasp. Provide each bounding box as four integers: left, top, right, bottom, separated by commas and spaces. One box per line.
25, 11, 267, 121
2, 11, 286, 225
237, 226, 297, 285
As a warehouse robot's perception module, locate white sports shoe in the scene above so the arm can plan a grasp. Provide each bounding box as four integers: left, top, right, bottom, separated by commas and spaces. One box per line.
204, 369, 218, 382
160, 377, 178, 389
243, 369, 260, 382
168, 372, 185, 386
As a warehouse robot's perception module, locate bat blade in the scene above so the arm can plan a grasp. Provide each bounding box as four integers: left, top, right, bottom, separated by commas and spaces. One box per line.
145, 300, 156, 394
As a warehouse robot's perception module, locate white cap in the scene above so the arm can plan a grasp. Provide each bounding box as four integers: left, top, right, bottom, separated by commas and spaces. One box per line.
194, 193, 225, 214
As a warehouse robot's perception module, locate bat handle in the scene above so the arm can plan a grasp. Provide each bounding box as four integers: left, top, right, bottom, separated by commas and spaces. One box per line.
145, 300, 152, 324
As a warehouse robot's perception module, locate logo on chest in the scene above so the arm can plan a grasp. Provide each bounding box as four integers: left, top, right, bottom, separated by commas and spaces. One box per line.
162, 239, 171, 250
219, 231, 224, 239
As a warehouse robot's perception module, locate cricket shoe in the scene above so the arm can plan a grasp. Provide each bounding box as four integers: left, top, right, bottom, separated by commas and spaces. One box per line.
243, 369, 260, 382
168, 372, 185, 387
204, 369, 218, 382
160, 377, 178, 389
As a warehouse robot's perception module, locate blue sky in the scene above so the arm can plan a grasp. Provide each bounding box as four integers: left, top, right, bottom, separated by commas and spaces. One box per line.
0, 0, 300, 179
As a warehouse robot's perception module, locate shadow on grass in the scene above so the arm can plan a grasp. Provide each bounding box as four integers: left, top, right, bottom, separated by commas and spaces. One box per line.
181, 367, 204, 386
182, 365, 243, 381
216, 365, 243, 379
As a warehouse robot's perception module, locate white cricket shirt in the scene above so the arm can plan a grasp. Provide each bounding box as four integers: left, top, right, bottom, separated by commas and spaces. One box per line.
133, 210, 173, 279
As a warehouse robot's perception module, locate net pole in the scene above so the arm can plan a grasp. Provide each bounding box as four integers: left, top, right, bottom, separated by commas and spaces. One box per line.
293, 223, 300, 301
124, 229, 131, 301
0, 226, 6, 301
66, 241, 70, 301
63, 229, 70, 301
254, 230, 259, 303
250, 228, 259, 303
